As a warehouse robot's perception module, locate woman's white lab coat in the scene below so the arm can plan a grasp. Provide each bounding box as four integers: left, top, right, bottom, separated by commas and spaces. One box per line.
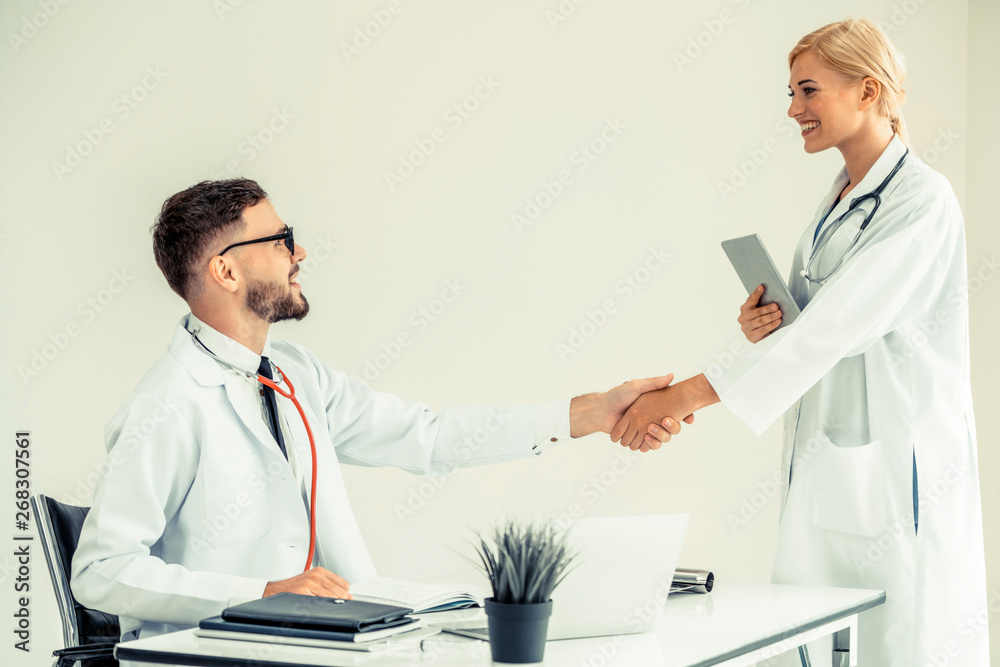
711, 135, 989, 665
70, 316, 561, 642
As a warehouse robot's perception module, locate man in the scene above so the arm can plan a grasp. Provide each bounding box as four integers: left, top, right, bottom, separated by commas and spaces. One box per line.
70, 178, 685, 643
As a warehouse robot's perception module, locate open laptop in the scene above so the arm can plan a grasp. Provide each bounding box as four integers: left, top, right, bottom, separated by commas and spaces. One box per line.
439, 514, 689, 642
546, 514, 689, 640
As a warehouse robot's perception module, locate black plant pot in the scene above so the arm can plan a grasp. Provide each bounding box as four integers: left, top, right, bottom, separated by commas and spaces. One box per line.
484, 598, 553, 664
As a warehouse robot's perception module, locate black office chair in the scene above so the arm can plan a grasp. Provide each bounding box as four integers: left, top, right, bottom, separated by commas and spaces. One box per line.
31, 494, 119, 667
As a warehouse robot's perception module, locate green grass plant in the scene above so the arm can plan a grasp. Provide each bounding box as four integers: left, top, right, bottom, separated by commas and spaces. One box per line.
470, 519, 578, 605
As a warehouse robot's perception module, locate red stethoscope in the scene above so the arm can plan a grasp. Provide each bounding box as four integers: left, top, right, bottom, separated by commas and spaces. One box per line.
191, 332, 318, 572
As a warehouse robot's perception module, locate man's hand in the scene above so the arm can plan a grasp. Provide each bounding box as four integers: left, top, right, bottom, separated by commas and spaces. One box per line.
610, 374, 719, 452
263, 567, 352, 599
739, 285, 782, 343
570, 374, 691, 445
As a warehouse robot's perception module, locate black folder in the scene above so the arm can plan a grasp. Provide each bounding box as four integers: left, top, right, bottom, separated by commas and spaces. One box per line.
221, 593, 414, 633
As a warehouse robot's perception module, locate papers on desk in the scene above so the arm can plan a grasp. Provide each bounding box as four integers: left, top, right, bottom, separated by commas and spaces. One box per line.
351, 577, 483, 613
194, 620, 437, 652
199, 615, 426, 643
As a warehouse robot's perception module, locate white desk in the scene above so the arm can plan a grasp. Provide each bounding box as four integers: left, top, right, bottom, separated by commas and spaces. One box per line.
115, 582, 885, 667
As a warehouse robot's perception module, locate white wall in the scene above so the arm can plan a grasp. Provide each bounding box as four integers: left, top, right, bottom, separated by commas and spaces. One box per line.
1, 0, 993, 664
967, 0, 1000, 664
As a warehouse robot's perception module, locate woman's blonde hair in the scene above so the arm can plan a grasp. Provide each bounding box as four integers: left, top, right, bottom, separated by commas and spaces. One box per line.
789, 19, 908, 146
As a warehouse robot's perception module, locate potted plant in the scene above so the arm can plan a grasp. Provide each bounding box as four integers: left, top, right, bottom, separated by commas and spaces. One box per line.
470, 519, 577, 664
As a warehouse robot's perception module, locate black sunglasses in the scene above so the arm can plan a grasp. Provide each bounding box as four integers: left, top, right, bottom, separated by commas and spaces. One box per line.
219, 227, 294, 256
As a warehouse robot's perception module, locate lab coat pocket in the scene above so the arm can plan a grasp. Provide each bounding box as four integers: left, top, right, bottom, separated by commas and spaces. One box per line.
203, 452, 271, 547
807, 430, 887, 538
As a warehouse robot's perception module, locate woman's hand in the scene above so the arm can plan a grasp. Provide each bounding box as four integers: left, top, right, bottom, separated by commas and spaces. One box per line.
738, 285, 782, 343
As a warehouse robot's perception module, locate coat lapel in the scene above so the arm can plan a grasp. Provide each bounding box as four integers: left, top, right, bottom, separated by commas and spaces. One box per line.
222, 378, 289, 461
169, 315, 289, 461
272, 377, 326, 482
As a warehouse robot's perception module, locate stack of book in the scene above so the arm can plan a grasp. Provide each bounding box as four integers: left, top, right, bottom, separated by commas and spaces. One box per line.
195, 578, 485, 652
196, 592, 435, 652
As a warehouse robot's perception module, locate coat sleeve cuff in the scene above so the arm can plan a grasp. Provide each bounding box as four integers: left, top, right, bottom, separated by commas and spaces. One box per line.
703, 329, 790, 436
711, 379, 774, 436
227, 576, 269, 608
532, 400, 571, 454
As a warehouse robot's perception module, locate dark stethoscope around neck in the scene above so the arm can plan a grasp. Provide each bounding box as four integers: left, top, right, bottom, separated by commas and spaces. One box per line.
189, 329, 318, 573
801, 148, 909, 285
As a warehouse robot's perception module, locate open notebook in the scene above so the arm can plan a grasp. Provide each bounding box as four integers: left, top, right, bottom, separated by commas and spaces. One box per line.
351, 577, 483, 613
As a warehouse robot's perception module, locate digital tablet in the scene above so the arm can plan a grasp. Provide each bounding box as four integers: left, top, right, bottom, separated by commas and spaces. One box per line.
721, 234, 801, 330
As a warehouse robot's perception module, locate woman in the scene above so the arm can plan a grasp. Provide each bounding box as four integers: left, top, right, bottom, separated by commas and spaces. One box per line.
612, 19, 989, 665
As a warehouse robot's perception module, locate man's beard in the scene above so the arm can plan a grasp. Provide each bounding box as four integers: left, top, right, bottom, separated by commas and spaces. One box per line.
245, 277, 309, 323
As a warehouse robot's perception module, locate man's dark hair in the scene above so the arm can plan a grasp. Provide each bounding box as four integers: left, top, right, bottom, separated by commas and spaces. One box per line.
151, 178, 268, 300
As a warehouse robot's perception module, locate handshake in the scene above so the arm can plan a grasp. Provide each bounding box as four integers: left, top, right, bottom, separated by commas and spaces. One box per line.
569, 286, 775, 451
570, 373, 720, 452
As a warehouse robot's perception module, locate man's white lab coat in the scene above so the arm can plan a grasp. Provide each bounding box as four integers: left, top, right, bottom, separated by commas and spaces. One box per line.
71, 315, 567, 641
